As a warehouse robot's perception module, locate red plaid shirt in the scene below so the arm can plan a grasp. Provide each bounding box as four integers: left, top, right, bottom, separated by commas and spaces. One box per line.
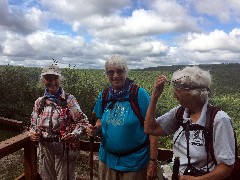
30, 90, 88, 139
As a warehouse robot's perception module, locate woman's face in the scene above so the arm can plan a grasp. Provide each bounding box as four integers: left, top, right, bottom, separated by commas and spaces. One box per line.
106, 65, 127, 90
173, 87, 192, 106
42, 74, 61, 94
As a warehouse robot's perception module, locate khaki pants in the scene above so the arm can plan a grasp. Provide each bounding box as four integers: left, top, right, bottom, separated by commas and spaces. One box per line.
99, 161, 147, 180
39, 141, 77, 180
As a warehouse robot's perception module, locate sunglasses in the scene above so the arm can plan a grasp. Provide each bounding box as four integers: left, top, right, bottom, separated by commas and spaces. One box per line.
43, 75, 59, 81
107, 69, 126, 76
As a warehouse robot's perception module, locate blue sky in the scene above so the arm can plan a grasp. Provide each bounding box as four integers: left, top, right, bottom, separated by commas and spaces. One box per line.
0, 0, 240, 69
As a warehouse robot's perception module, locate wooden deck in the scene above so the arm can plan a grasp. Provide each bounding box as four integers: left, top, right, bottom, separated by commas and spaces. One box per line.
0, 117, 173, 180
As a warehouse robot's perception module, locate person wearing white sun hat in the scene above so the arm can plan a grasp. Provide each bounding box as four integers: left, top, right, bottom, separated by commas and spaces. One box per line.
29, 63, 89, 180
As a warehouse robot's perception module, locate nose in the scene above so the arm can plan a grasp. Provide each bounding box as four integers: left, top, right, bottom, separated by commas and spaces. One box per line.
112, 72, 120, 77
173, 89, 178, 97
49, 79, 56, 86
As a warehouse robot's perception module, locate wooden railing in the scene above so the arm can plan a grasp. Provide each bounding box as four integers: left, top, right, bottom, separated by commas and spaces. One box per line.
0, 117, 173, 180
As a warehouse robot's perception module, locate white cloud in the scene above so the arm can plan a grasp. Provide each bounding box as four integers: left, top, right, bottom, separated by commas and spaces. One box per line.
182, 29, 240, 52
0, 0, 46, 34
192, 0, 240, 23
0, 0, 239, 68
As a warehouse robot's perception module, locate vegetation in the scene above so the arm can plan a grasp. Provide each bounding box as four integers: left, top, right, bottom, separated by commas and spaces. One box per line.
0, 63, 240, 148
0, 63, 239, 179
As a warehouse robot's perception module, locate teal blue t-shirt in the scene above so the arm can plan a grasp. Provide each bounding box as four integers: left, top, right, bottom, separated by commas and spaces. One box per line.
94, 87, 150, 171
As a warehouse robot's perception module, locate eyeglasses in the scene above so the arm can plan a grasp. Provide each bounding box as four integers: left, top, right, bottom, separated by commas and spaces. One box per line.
107, 69, 126, 76
165, 76, 209, 91
164, 76, 188, 86
43, 74, 59, 81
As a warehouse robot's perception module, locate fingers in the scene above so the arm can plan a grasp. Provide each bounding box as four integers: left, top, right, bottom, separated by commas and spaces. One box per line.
147, 161, 158, 180
61, 133, 76, 143
155, 75, 167, 88
86, 124, 97, 136
29, 131, 41, 141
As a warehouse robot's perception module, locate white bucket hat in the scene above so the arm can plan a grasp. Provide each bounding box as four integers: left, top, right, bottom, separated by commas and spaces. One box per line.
41, 64, 61, 76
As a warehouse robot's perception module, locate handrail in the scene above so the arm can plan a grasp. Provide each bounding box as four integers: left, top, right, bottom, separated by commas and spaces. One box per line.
0, 117, 24, 132
0, 117, 173, 179
0, 131, 39, 180
0, 132, 173, 179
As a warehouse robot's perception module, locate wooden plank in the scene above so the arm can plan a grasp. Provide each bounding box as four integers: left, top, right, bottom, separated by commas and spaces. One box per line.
0, 117, 24, 131
0, 131, 29, 158
79, 140, 100, 152
158, 148, 173, 162
15, 173, 25, 180
23, 141, 39, 180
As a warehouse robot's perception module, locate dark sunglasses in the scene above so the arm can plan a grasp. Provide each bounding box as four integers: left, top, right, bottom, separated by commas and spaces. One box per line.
43, 74, 59, 81
107, 69, 125, 76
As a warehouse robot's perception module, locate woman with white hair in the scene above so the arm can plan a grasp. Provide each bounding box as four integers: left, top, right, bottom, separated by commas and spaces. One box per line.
29, 64, 88, 180
144, 66, 235, 180
87, 55, 158, 180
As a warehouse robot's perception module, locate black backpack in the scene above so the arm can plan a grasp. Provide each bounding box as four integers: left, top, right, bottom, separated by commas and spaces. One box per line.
176, 105, 240, 179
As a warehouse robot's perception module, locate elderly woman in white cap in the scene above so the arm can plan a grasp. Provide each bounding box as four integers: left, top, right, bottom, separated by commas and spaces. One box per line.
29, 64, 88, 180
144, 66, 235, 180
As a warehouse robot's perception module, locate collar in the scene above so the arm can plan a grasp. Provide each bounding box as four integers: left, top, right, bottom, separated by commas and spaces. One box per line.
60, 89, 66, 99
182, 100, 208, 126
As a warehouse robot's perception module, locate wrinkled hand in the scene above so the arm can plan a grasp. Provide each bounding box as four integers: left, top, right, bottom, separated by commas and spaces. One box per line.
147, 160, 158, 180
152, 75, 167, 99
29, 131, 41, 141
86, 124, 99, 137
61, 133, 76, 143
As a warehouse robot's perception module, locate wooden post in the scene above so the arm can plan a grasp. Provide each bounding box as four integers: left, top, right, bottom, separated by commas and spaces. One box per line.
23, 140, 39, 180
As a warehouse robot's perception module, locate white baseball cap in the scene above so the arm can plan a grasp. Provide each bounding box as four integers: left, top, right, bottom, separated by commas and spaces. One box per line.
41, 64, 61, 76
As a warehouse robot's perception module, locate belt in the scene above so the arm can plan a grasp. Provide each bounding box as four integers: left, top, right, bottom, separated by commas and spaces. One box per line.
42, 136, 61, 143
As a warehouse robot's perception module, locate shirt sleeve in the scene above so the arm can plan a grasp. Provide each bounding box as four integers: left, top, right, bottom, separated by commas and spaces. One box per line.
67, 94, 89, 138
213, 111, 235, 165
137, 87, 150, 118
156, 106, 180, 135
93, 91, 104, 119
29, 97, 42, 132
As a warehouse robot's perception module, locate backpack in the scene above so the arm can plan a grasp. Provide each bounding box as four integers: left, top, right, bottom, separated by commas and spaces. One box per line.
101, 84, 145, 126
175, 104, 240, 179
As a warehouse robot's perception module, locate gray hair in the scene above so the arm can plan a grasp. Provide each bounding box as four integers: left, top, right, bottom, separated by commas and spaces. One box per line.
104, 55, 128, 74
171, 66, 211, 101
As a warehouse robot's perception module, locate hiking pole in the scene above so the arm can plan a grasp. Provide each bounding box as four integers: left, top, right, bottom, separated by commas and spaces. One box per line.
172, 156, 180, 180
66, 143, 70, 180
89, 112, 96, 180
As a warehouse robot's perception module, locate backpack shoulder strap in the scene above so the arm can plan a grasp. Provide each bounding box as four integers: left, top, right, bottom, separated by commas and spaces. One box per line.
38, 96, 47, 115
59, 93, 69, 109
129, 84, 145, 126
205, 104, 221, 166
175, 106, 185, 127
101, 87, 110, 113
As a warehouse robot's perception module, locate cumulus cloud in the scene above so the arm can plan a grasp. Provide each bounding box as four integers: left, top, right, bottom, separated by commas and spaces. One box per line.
0, 0, 239, 68
182, 29, 240, 52
192, 0, 240, 23
0, 0, 47, 34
